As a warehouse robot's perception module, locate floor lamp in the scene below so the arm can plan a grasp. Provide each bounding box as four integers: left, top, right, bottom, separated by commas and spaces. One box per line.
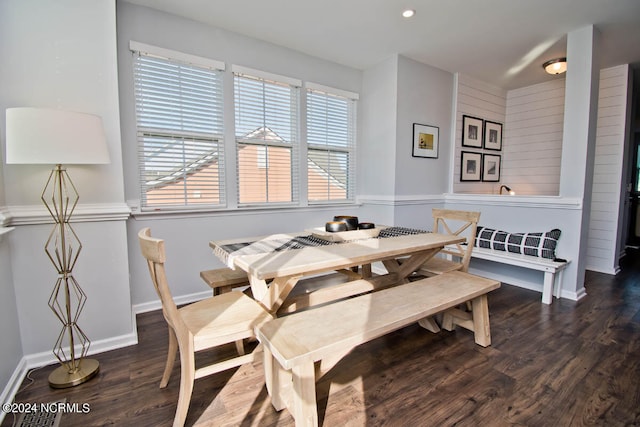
5, 107, 110, 388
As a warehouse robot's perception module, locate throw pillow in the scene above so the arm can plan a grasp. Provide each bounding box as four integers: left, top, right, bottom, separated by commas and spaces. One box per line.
475, 226, 561, 259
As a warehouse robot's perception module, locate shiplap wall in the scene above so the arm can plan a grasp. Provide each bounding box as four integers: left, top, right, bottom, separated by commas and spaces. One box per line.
454, 66, 630, 274
502, 79, 566, 195
585, 64, 630, 274
453, 74, 507, 193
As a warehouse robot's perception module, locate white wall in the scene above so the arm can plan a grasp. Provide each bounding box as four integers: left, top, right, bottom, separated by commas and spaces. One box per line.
358, 55, 455, 230
357, 56, 399, 226
586, 64, 631, 274
393, 56, 454, 229
453, 59, 629, 277
503, 79, 565, 195
0, 0, 133, 398
359, 56, 398, 199
445, 27, 603, 299
0, 229, 22, 410
452, 74, 507, 194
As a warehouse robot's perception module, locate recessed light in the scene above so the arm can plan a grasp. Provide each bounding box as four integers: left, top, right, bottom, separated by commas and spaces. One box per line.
402, 9, 415, 18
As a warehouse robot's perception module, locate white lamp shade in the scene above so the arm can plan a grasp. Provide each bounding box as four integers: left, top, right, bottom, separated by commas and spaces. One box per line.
5, 107, 110, 165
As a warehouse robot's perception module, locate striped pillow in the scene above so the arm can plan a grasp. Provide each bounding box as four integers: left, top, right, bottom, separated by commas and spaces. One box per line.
474, 226, 561, 259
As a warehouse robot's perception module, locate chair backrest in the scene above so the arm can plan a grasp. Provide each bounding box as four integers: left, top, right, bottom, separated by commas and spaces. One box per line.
138, 228, 183, 332
432, 208, 481, 272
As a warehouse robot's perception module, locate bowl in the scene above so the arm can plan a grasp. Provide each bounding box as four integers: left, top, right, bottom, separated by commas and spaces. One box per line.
333, 215, 358, 230
358, 222, 375, 230
326, 221, 348, 232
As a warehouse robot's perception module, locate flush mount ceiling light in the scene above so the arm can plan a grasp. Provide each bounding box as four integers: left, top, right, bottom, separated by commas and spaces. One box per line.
402, 9, 415, 18
543, 57, 567, 75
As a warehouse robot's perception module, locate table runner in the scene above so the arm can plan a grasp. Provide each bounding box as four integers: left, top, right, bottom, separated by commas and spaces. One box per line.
214, 226, 429, 268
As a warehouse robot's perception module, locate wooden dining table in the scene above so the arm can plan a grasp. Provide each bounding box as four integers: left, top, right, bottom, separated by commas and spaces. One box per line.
209, 227, 466, 315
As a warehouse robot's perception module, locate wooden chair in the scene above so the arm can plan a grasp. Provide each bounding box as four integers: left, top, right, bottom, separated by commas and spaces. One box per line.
138, 228, 273, 427
417, 208, 481, 276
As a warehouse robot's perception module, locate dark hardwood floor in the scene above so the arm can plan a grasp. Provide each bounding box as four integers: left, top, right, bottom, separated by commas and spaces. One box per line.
3, 249, 640, 427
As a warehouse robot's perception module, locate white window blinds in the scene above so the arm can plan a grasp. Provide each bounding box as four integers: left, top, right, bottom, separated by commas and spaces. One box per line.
133, 48, 225, 209
234, 69, 300, 205
306, 86, 357, 202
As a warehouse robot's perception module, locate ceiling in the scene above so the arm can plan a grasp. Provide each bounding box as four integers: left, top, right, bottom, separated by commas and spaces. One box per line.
122, 0, 640, 90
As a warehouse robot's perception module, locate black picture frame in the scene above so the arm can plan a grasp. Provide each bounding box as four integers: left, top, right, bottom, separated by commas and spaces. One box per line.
460, 151, 482, 181
482, 154, 501, 182
484, 120, 503, 151
412, 123, 439, 158
462, 115, 483, 148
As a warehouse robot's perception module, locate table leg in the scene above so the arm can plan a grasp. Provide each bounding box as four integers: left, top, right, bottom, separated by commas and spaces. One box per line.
361, 263, 372, 278
382, 248, 441, 283
292, 361, 318, 427
251, 275, 301, 312
249, 275, 270, 304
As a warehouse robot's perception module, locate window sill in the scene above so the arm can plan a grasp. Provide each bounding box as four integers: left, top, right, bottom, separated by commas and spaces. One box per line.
128, 201, 362, 220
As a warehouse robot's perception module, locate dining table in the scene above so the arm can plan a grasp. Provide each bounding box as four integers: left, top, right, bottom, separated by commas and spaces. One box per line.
209, 226, 466, 315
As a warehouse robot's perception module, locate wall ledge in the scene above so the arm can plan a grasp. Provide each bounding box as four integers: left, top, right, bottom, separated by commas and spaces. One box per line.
358, 194, 445, 206
6, 203, 131, 226
444, 193, 583, 209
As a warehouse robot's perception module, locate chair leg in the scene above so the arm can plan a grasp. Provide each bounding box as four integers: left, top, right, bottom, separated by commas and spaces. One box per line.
173, 339, 196, 427
160, 326, 178, 388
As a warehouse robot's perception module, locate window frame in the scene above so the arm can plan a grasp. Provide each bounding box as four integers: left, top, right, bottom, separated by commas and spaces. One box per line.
232, 66, 301, 207
305, 82, 358, 204
131, 42, 227, 211
127, 43, 361, 216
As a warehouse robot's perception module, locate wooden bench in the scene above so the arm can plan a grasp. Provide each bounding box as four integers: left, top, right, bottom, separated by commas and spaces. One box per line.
200, 267, 250, 295
256, 271, 500, 426
467, 246, 570, 304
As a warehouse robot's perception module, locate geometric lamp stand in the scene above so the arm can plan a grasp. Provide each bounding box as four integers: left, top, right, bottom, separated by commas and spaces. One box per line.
43, 165, 99, 388
4, 107, 110, 388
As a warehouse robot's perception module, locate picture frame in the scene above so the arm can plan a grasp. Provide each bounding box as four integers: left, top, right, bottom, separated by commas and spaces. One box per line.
484, 120, 503, 151
462, 115, 483, 148
460, 151, 482, 181
482, 154, 501, 182
412, 123, 439, 158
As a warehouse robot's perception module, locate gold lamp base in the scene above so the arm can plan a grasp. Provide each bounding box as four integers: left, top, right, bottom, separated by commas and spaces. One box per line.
48, 358, 100, 389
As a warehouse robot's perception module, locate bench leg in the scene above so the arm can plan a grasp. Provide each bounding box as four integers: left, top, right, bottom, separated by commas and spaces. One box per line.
263, 347, 291, 412
542, 271, 555, 305
418, 317, 441, 333
553, 270, 563, 299
471, 295, 491, 347
292, 361, 318, 427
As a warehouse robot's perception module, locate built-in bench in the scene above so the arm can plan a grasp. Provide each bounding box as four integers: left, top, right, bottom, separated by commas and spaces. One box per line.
468, 246, 570, 304
256, 271, 500, 426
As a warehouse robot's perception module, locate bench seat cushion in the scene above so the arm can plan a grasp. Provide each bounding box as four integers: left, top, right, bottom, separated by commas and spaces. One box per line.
475, 226, 561, 259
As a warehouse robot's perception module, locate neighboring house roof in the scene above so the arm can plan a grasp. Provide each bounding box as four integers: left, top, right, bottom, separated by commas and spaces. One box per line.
145, 126, 348, 191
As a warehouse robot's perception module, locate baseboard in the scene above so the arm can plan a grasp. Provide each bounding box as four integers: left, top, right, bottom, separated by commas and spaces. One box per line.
23, 331, 138, 373
0, 357, 27, 424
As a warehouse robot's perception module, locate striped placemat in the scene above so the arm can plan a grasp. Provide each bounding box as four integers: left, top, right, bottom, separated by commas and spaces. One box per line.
214, 226, 429, 268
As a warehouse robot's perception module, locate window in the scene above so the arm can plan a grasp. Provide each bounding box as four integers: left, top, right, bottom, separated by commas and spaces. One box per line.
233, 67, 300, 205
306, 83, 357, 202
132, 43, 225, 209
